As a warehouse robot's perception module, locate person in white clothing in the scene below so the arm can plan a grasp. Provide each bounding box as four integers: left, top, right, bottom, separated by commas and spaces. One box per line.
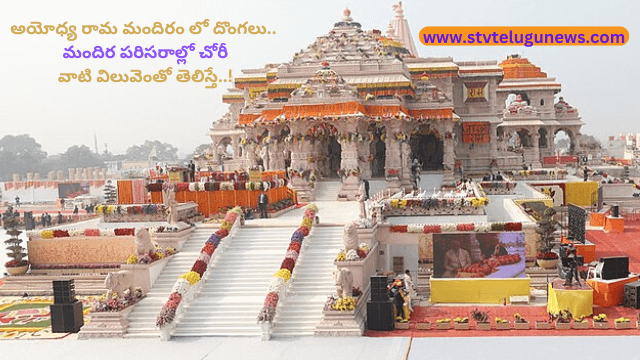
443, 239, 472, 278
404, 269, 417, 311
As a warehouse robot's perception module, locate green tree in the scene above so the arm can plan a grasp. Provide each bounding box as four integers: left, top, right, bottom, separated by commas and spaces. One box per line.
125, 140, 179, 161
42, 145, 105, 172
0, 134, 47, 181
190, 143, 212, 159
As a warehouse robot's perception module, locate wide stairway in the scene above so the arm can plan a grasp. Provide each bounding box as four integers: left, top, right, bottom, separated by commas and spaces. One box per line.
315, 180, 341, 201
172, 226, 297, 337
125, 226, 217, 338
271, 226, 343, 337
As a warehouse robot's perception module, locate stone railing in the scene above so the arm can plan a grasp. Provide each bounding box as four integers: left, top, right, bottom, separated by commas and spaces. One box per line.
159, 215, 240, 341
479, 179, 517, 195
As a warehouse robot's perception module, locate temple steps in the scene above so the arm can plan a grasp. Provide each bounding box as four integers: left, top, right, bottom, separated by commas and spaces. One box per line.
272, 226, 343, 337
124, 226, 219, 338
314, 181, 342, 201
0, 274, 108, 296
171, 226, 297, 338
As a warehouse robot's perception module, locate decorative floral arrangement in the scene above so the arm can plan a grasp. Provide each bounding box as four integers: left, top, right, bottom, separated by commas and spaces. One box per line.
514, 313, 527, 323
125, 247, 176, 265
27, 228, 136, 240
328, 296, 357, 312
258, 203, 318, 323
389, 222, 525, 234
436, 318, 452, 323
575, 315, 587, 323
536, 251, 559, 260
495, 317, 509, 324
335, 251, 346, 261
593, 314, 607, 323
157, 207, 242, 329
614, 317, 630, 323
453, 316, 469, 324
92, 288, 145, 312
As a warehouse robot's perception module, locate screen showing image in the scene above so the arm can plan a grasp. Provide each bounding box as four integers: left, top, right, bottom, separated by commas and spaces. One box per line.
432, 232, 526, 279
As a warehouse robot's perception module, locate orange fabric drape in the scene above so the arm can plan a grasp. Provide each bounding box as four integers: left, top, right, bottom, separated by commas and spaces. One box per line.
117, 180, 133, 204
221, 191, 235, 209
196, 191, 210, 217
185, 190, 198, 205
175, 191, 186, 203
209, 191, 222, 215
150, 191, 163, 204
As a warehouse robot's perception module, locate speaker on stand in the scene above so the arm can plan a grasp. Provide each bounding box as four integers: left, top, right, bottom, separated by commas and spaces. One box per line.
50, 280, 84, 333
367, 275, 394, 331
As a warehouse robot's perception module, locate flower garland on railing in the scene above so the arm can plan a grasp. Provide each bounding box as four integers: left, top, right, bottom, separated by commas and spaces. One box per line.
95, 204, 167, 216
156, 207, 242, 329
125, 247, 177, 265
257, 203, 318, 324
389, 222, 525, 234
505, 169, 568, 178
337, 167, 362, 179
335, 243, 370, 262
27, 228, 135, 239
386, 197, 489, 210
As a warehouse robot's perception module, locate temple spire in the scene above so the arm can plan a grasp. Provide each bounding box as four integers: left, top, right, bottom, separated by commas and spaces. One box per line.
387, 1, 418, 56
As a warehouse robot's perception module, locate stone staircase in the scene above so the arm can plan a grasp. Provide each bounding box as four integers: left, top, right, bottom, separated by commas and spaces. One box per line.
272, 226, 343, 337
0, 274, 107, 296
315, 181, 341, 201
171, 226, 297, 337
124, 226, 217, 338
416, 267, 432, 300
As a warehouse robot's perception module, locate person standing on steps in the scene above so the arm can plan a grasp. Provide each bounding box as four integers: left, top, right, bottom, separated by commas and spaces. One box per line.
363, 179, 370, 200
258, 190, 269, 219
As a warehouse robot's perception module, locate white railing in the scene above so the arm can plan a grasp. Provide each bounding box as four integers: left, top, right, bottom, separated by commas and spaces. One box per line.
159, 217, 240, 341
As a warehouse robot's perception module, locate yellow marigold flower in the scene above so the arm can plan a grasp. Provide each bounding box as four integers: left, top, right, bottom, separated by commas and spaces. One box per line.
304, 203, 319, 213
274, 269, 291, 281
300, 218, 313, 229
42, 230, 54, 239
106, 205, 114, 215
180, 271, 201, 285
336, 251, 346, 261
399, 199, 407, 208
390, 199, 399, 208
220, 220, 233, 230
126, 254, 138, 264
156, 252, 165, 259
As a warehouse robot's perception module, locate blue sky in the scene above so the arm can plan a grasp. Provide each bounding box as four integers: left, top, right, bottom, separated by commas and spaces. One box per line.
0, 0, 637, 156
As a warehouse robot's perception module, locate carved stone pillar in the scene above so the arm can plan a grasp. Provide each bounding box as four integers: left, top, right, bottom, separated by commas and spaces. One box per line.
273, 142, 285, 171
384, 126, 402, 194
358, 140, 372, 180
337, 140, 361, 201
289, 140, 315, 201
489, 123, 498, 160
442, 136, 456, 185
244, 143, 259, 168
531, 127, 542, 169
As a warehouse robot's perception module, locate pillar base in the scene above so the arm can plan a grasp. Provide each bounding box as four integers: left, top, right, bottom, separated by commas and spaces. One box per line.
337, 175, 361, 201
290, 177, 315, 202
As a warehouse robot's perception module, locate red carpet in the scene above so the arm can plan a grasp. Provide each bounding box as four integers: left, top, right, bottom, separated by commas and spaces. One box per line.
586, 219, 640, 273
365, 305, 640, 337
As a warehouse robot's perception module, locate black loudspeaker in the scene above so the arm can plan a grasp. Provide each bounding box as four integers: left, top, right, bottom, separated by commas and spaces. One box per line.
53, 279, 76, 304
50, 300, 84, 333
600, 256, 629, 280
612, 205, 620, 218
624, 281, 640, 309
367, 301, 394, 331
370, 275, 389, 302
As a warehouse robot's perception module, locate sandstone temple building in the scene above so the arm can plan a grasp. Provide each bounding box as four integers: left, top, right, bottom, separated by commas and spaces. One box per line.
208, 3, 584, 197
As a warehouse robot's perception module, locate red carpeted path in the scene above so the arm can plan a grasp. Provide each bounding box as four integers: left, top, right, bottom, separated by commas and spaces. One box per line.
365, 305, 640, 337
586, 219, 640, 273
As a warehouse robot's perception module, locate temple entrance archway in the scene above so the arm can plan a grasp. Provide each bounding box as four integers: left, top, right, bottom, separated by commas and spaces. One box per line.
554, 129, 574, 155
410, 126, 443, 171
306, 123, 340, 178
368, 124, 386, 178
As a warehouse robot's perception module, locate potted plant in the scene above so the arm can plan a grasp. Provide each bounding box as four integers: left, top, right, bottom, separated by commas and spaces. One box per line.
535, 207, 559, 269
416, 321, 431, 330
574, 315, 589, 329
614, 317, 632, 330
593, 314, 609, 329
495, 317, 511, 330
435, 318, 452, 330
3, 210, 28, 275
554, 310, 572, 330
513, 313, 530, 330
471, 309, 490, 330
535, 314, 552, 330
453, 316, 469, 330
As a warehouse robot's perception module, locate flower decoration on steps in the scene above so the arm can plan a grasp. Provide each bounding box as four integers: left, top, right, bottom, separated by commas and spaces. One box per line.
258, 203, 318, 324
156, 206, 242, 329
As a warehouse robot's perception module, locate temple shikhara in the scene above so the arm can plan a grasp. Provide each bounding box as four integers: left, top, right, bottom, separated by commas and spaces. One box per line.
209, 4, 584, 199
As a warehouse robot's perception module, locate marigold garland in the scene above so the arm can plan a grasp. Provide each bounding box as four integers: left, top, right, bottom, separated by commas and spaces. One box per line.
274, 269, 291, 281
180, 271, 201, 285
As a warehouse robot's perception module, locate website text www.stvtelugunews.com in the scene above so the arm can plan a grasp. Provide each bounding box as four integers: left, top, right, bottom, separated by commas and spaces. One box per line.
419, 26, 628, 47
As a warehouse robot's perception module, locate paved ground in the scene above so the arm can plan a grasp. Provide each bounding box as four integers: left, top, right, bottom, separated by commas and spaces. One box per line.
3, 174, 640, 358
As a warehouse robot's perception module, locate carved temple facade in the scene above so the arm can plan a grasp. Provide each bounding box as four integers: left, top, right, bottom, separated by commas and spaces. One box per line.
208, 4, 585, 198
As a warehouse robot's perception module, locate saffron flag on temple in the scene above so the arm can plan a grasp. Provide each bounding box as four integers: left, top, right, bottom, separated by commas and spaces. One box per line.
462, 122, 490, 143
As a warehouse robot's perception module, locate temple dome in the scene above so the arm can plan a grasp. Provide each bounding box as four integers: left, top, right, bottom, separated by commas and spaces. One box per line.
499, 54, 548, 79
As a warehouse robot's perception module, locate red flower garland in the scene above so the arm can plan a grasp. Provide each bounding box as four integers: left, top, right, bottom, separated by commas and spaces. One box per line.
191, 260, 207, 277
280, 258, 295, 273
215, 228, 229, 237
52, 230, 70, 237
504, 222, 522, 231
390, 225, 408, 233
264, 291, 279, 308
423, 225, 442, 233
456, 223, 475, 232
356, 249, 367, 259
114, 228, 135, 236
287, 242, 301, 253
296, 226, 310, 237
202, 242, 216, 256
